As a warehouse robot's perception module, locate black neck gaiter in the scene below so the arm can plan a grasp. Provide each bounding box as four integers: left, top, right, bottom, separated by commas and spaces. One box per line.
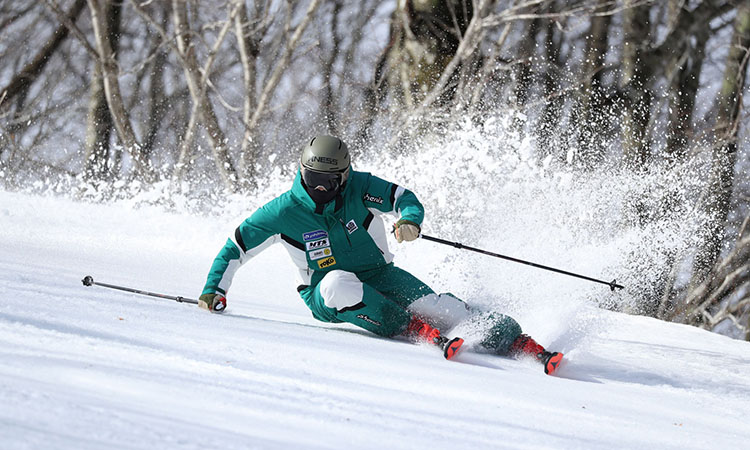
302, 179, 340, 206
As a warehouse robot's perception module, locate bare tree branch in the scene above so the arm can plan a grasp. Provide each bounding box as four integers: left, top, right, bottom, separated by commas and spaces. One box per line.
1, 0, 87, 111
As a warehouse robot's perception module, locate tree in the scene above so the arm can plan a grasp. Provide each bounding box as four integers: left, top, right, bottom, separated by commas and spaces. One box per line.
620, 0, 653, 168
234, 0, 272, 182
382, 0, 474, 112
83, 0, 121, 182
574, 0, 613, 165
683, 211, 750, 337
0, 0, 86, 114
0, 0, 86, 165
170, 0, 240, 191
687, 2, 750, 319
88, 0, 153, 180
239, 0, 321, 183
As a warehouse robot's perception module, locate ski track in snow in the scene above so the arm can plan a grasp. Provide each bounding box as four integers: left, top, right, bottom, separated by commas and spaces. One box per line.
1, 191, 750, 449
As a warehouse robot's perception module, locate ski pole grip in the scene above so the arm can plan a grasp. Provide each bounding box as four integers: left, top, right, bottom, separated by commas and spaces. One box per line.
82, 276, 94, 287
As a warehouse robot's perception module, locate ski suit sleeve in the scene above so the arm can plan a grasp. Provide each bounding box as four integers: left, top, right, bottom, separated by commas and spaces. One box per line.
362, 174, 424, 225
201, 204, 280, 296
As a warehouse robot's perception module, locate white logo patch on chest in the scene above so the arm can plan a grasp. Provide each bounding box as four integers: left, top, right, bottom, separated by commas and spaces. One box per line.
309, 247, 333, 260
345, 219, 358, 234
306, 238, 330, 250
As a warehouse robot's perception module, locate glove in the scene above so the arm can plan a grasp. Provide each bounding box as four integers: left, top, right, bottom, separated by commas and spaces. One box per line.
199, 293, 227, 313
393, 219, 421, 243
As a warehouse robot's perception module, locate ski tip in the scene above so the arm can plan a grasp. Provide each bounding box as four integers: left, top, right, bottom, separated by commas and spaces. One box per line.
544, 352, 564, 375
443, 337, 464, 360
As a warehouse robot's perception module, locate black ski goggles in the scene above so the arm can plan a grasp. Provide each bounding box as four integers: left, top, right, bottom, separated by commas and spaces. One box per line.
301, 167, 348, 192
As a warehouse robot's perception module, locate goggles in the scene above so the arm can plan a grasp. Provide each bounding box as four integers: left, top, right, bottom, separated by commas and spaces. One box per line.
301, 167, 347, 192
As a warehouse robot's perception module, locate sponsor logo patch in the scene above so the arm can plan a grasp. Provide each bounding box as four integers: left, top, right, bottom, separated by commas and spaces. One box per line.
317, 256, 337, 268
306, 238, 330, 250
303, 230, 328, 241
309, 248, 333, 260
345, 219, 358, 234
356, 314, 381, 326
363, 193, 384, 204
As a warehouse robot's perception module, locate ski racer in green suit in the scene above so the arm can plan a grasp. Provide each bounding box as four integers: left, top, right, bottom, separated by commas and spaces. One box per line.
200, 135, 563, 373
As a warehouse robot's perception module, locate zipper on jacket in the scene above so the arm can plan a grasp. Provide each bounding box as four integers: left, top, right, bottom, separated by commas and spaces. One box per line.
338, 218, 352, 247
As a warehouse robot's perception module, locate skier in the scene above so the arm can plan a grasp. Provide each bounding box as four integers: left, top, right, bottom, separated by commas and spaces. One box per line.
199, 135, 563, 374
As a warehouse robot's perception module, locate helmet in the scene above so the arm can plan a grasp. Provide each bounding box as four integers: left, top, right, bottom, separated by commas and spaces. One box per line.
301, 135, 350, 173
300, 136, 351, 204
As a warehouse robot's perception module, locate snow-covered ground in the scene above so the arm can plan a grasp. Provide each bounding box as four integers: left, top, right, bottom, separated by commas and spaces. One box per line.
2, 189, 750, 450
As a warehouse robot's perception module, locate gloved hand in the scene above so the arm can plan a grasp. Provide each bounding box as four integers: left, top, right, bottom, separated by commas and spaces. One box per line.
393, 219, 421, 243
199, 293, 227, 313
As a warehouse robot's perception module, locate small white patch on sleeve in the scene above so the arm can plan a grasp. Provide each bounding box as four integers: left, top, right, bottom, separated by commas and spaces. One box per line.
393, 186, 406, 213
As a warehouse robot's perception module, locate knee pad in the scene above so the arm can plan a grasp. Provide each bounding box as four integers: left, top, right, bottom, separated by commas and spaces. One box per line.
407, 293, 471, 330
319, 270, 364, 312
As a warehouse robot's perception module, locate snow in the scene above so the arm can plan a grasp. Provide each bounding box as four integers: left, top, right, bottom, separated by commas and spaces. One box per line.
2, 189, 750, 450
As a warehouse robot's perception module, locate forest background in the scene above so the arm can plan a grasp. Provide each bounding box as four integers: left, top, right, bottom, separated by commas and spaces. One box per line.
1, 0, 748, 339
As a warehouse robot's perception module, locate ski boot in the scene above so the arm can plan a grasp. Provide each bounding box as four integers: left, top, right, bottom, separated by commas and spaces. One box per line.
405, 317, 464, 360
509, 334, 564, 375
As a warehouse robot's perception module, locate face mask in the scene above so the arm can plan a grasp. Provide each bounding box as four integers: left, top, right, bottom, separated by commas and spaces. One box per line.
301, 168, 343, 205
306, 186, 339, 204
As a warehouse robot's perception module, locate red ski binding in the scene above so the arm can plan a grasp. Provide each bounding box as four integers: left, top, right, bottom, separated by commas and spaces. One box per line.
543, 352, 564, 375
436, 336, 464, 360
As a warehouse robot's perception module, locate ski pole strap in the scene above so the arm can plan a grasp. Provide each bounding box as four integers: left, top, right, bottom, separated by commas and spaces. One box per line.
419, 235, 625, 291
81, 276, 199, 304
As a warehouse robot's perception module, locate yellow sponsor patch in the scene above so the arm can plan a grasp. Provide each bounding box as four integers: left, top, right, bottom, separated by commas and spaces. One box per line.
317, 256, 337, 269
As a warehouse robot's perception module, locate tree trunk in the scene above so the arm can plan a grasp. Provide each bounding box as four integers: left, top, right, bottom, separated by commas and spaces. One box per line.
512, 15, 541, 133
536, 12, 564, 156
142, 3, 170, 161
322, 0, 343, 137
575, 1, 612, 165
235, 0, 263, 184
88, 0, 152, 181
242, 0, 321, 180
84, 0, 122, 182
171, 0, 239, 192
665, 28, 709, 161
357, 37, 392, 146
620, 0, 653, 168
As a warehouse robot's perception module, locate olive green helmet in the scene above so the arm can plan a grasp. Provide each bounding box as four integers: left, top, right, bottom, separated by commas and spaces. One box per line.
300, 135, 350, 173
300, 135, 351, 204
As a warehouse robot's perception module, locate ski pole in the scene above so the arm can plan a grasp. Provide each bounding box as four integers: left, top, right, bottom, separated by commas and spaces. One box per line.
81, 275, 199, 305
419, 234, 625, 291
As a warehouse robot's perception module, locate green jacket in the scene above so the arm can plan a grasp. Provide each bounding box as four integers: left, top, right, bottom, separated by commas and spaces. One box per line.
201, 170, 424, 296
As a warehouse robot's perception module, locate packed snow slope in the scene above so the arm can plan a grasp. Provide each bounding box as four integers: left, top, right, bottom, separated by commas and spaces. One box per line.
2, 189, 750, 450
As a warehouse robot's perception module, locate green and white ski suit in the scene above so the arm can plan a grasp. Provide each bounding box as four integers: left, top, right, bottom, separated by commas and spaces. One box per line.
202, 170, 522, 350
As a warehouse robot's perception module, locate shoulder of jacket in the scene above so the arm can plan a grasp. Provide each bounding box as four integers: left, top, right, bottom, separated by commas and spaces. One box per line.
255, 190, 298, 217
349, 170, 373, 187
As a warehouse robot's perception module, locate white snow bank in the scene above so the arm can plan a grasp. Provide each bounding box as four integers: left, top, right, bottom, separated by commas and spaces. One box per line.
2, 190, 750, 449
